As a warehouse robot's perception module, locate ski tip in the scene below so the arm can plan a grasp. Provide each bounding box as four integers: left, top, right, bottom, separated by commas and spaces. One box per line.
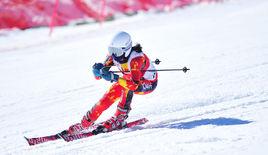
140, 118, 149, 124
126, 117, 149, 128
24, 136, 29, 141
24, 136, 32, 146
143, 118, 149, 122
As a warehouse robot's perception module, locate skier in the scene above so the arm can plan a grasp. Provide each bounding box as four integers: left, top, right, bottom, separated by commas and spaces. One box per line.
68, 31, 158, 134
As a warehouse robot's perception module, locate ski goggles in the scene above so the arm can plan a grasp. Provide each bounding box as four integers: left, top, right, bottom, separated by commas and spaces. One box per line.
108, 45, 131, 57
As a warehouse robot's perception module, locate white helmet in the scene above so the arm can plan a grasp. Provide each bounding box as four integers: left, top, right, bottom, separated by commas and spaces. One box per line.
108, 31, 132, 58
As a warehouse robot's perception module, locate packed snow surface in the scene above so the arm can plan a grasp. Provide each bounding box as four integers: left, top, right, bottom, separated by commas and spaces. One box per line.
0, 0, 268, 154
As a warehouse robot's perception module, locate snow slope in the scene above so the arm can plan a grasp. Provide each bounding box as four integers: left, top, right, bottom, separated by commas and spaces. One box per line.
0, 0, 268, 154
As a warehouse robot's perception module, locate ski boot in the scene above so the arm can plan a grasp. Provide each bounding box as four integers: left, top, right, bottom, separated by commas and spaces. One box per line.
97, 114, 128, 133
68, 116, 94, 134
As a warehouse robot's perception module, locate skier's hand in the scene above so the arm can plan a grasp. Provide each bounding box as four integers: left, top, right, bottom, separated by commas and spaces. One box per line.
100, 68, 119, 82
92, 63, 104, 79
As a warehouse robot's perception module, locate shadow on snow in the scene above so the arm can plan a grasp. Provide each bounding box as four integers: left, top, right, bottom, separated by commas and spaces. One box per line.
152, 117, 252, 129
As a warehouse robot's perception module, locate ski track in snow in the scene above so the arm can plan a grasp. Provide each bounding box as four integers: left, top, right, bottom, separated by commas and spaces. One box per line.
0, 0, 268, 154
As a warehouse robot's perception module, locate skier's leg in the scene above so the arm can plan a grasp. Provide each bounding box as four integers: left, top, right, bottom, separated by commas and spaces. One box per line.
82, 83, 125, 126
114, 89, 133, 118
68, 83, 124, 134
102, 89, 134, 131
101, 80, 158, 132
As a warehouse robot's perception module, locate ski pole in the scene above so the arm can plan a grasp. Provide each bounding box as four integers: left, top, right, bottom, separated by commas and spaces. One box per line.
149, 67, 190, 73
102, 58, 190, 73
112, 67, 190, 73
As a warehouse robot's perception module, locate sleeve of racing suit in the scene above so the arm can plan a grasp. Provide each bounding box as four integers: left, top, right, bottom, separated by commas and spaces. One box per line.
103, 55, 114, 68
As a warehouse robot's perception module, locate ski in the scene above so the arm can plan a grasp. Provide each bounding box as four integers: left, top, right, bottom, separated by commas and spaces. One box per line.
59, 118, 148, 142
24, 132, 62, 146
25, 118, 148, 145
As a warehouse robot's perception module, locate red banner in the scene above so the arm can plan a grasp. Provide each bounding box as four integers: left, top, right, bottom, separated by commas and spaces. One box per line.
0, 0, 222, 30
